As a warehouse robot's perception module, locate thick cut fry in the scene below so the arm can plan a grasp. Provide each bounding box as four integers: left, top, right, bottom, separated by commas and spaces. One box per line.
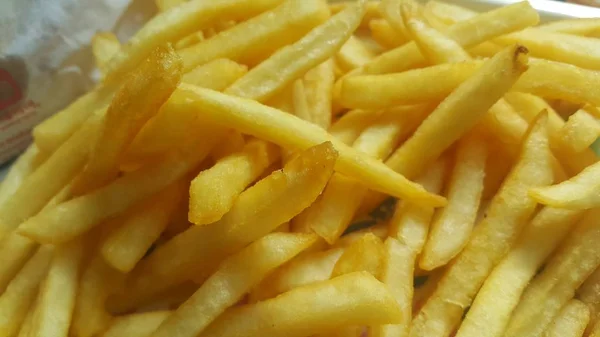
336, 36, 376, 72
101, 182, 184, 272
331, 233, 385, 278
0, 144, 45, 207
420, 135, 486, 270
455, 207, 584, 337
370, 238, 415, 337
150, 233, 316, 337
389, 157, 447, 254
29, 239, 84, 337
497, 29, 600, 70
410, 113, 553, 337
329, 109, 380, 145
72, 256, 125, 337
179, 0, 329, 71
543, 299, 590, 337
302, 59, 336, 129
72, 45, 183, 195
102, 311, 171, 337
402, 4, 470, 64
0, 114, 101, 239
0, 234, 37, 293
515, 59, 600, 107
190, 140, 279, 225
340, 61, 481, 109
504, 208, 600, 337
250, 247, 344, 302
560, 108, 600, 153
0, 246, 53, 337
329, 1, 381, 29
539, 18, 600, 37
199, 272, 401, 337
107, 143, 337, 313
17, 125, 222, 244
103, 0, 283, 83
224, 0, 366, 102
369, 19, 408, 49
173, 85, 445, 207
92, 32, 122, 74
363, 2, 538, 75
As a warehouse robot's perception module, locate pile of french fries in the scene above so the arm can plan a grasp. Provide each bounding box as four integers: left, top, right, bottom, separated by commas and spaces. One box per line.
2, 0, 600, 336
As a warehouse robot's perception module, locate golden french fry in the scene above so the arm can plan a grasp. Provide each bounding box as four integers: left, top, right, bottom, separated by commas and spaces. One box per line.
329, 1, 381, 29
101, 311, 171, 337
420, 135, 486, 270
0, 246, 53, 337
410, 112, 554, 337
577, 267, 600, 333
92, 32, 121, 74
179, 0, 329, 71
379, 0, 415, 38
331, 233, 385, 278
363, 2, 538, 75
103, 0, 283, 84
560, 108, 600, 153
16, 297, 36, 337
149, 232, 316, 337
369, 19, 408, 49
504, 208, 600, 337
224, 0, 366, 102
329, 109, 380, 145
155, 0, 185, 12
107, 143, 337, 313
340, 61, 481, 109
422, 0, 476, 26
543, 299, 590, 337
370, 237, 415, 337
173, 85, 445, 206
335, 223, 389, 248
497, 28, 600, 70
72, 45, 183, 195
539, 18, 600, 37
72, 256, 125, 337
250, 246, 344, 302
0, 144, 45, 207
301, 59, 336, 129
454, 207, 584, 337
0, 233, 37, 293
29, 239, 85, 337
389, 157, 447, 254
17, 124, 223, 244
209, 130, 246, 161
336, 36, 376, 72
174, 31, 204, 49
189, 139, 280, 225
101, 181, 185, 272
199, 272, 401, 337
592, 321, 600, 337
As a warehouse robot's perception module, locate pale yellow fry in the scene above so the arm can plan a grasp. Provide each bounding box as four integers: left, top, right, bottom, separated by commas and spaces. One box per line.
410, 113, 554, 337
329, 1, 381, 29
0, 246, 53, 337
420, 135, 486, 270
370, 237, 415, 337
179, 0, 328, 71
497, 28, 600, 70
101, 182, 184, 272
301, 105, 433, 244
543, 299, 590, 337
363, 2, 538, 75
578, 267, 600, 332
340, 61, 481, 109
0, 114, 101, 239
329, 109, 380, 145
150, 232, 316, 337
379, 0, 414, 37
174, 31, 204, 50
422, 1, 476, 26
250, 246, 344, 302
303, 59, 336, 129
17, 126, 221, 244
401, 3, 470, 64
369, 19, 408, 49
199, 272, 401, 337
224, 0, 366, 102
292, 80, 312, 123
0, 144, 45, 207
336, 36, 376, 72
72, 256, 125, 337
331, 233, 385, 278
103, 0, 282, 83
72, 45, 182, 195
514, 59, 600, 107
455, 207, 584, 337
29, 239, 84, 337
0, 234, 37, 294
172, 84, 446, 206
107, 143, 337, 313
539, 18, 600, 37
101, 311, 171, 337
504, 208, 600, 337
156, 0, 185, 11
92, 32, 121, 74
189, 139, 280, 225
561, 108, 600, 153
389, 157, 447, 254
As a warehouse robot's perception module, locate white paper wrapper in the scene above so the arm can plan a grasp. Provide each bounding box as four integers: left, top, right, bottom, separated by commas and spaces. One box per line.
0, 0, 156, 166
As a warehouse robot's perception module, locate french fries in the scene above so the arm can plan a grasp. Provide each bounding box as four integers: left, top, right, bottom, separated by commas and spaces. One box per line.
101, 311, 171, 337
331, 233, 385, 278
577, 266, 600, 333
543, 299, 590, 337
0, 144, 45, 207
560, 108, 600, 153
336, 36, 376, 72
369, 19, 407, 49
301, 59, 336, 129
92, 33, 122, 75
